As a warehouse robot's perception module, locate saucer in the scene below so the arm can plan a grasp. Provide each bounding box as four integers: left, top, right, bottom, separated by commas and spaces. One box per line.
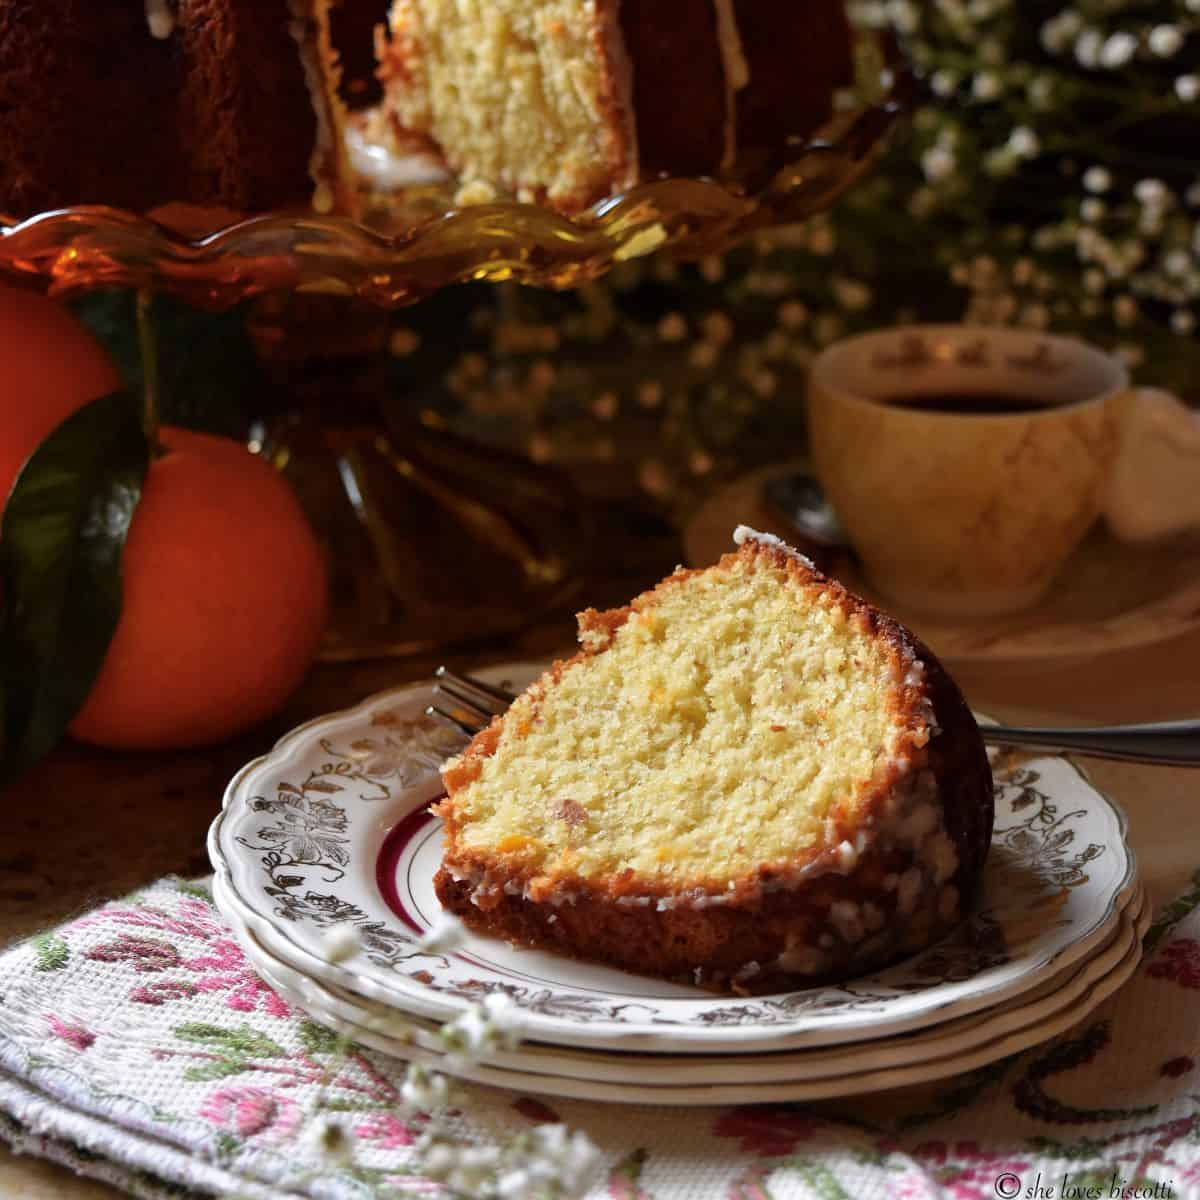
221, 881, 1148, 1105
684, 463, 1200, 661
209, 665, 1137, 1055
216, 873, 1145, 1088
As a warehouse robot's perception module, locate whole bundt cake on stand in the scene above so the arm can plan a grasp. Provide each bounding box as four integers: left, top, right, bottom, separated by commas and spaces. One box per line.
0, 2, 912, 661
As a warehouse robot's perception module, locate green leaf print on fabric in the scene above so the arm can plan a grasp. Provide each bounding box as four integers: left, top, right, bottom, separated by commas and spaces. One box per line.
1145, 868, 1200, 955
173, 1022, 288, 1083
298, 1019, 345, 1057
31, 932, 69, 972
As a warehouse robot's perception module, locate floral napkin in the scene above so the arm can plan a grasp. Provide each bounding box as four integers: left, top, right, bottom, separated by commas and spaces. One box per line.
3, 875, 1200, 1199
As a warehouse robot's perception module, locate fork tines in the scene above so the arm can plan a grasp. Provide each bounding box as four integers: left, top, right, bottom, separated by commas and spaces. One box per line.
426, 667, 516, 739
425, 704, 487, 738
434, 666, 516, 707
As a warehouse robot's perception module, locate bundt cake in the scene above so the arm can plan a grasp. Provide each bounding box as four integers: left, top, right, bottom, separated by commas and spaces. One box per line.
434, 528, 994, 991
377, 0, 855, 212
1, 2, 852, 220
0, 0, 384, 219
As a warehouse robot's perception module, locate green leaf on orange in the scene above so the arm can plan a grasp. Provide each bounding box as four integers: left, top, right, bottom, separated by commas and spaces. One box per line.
0, 391, 148, 782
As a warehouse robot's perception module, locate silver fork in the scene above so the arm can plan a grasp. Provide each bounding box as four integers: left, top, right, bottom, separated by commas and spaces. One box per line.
426, 666, 513, 736
427, 667, 1200, 766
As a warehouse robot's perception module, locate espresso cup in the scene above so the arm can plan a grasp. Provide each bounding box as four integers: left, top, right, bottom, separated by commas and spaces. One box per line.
808, 325, 1200, 617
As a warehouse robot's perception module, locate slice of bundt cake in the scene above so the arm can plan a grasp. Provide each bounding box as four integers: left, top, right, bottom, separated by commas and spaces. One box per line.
377, 0, 854, 213
434, 527, 993, 991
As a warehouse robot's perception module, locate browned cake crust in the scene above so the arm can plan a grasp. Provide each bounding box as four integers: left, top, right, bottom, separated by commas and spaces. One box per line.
434, 539, 994, 991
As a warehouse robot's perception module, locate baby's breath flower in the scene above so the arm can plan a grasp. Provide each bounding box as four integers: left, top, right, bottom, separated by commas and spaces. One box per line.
1135, 178, 1171, 209
1041, 11, 1082, 54
300, 1116, 356, 1168
1164, 249, 1192, 278
1083, 166, 1113, 194
972, 71, 1003, 101
1176, 75, 1200, 102
1100, 32, 1138, 69
440, 994, 521, 1065
1028, 74, 1056, 108
321, 926, 361, 965
1007, 126, 1039, 158
886, 0, 921, 34
418, 911, 467, 956
931, 70, 959, 97
1075, 29, 1104, 68
401, 1063, 452, 1113
1171, 309, 1197, 334
1149, 25, 1185, 57
922, 145, 955, 182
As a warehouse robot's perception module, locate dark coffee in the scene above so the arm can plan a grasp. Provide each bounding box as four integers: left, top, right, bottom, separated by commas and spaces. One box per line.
877, 391, 1053, 415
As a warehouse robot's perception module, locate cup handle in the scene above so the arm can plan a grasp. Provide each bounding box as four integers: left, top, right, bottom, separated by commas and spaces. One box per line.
1103, 387, 1200, 543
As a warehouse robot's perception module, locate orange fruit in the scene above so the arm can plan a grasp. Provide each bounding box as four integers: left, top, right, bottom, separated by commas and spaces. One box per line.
0, 285, 123, 510
68, 426, 328, 750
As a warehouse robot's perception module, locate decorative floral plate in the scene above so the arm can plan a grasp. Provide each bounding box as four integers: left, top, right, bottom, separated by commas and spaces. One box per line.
221, 880, 1149, 1105
209, 663, 1138, 1053
218, 872, 1143, 1086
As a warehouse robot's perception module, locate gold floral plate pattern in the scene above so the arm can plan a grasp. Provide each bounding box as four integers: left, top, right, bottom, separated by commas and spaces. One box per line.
207, 663, 1138, 1055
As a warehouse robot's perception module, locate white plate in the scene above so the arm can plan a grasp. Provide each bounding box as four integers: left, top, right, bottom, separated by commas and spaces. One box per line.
210, 664, 1137, 1053
219, 872, 1143, 1086
227, 885, 1150, 1106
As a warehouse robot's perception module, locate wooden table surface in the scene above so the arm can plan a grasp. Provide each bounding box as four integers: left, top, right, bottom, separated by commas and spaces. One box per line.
1, 587, 1196, 1197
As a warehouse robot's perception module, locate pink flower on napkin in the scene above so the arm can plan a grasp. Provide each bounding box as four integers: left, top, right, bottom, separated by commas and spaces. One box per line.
85, 934, 181, 973
910, 1141, 1031, 1200
45, 1014, 95, 1052
1147, 937, 1200, 989
354, 1112, 418, 1149
199, 1085, 300, 1142
712, 1106, 822, 1156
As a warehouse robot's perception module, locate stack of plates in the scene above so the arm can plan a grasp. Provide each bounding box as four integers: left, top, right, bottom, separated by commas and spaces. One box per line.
209, 666, 1144, 1106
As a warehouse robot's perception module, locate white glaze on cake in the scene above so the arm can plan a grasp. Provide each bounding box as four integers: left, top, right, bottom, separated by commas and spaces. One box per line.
732, 524, 815, 567
345, 121, 452, 189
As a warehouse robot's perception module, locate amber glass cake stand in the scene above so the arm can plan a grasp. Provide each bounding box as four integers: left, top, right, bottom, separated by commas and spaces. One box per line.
0, 39, 913, 659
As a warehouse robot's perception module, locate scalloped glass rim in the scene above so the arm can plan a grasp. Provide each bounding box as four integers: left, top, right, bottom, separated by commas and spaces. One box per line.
0, 48, 915, 308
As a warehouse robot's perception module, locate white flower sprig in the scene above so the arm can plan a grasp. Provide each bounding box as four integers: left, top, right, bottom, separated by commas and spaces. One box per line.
833, 0, 1199, 380
296, 918, 599, 1198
